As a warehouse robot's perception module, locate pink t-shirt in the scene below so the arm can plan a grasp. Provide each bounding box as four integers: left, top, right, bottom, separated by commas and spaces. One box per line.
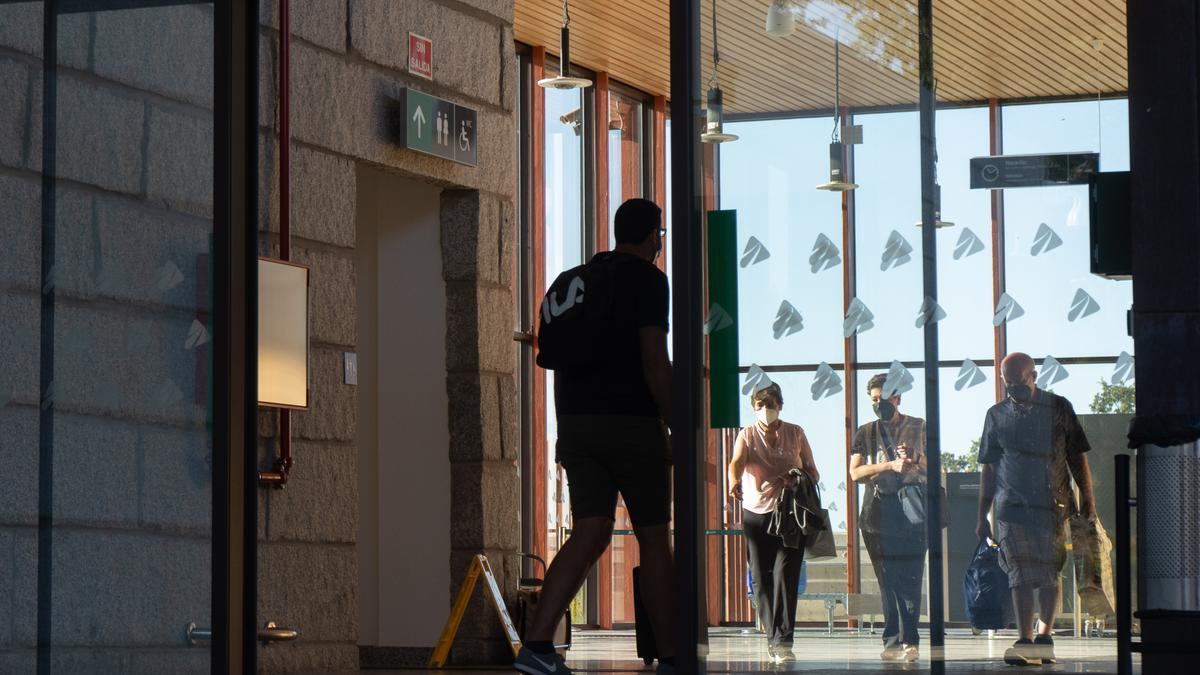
737, 421, 812, 515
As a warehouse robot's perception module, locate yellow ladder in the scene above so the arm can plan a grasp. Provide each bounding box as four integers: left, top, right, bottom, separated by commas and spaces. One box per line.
428, 554, 522, 668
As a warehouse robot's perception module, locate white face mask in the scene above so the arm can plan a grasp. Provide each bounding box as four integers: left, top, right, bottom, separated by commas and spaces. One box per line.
755, 407, 780, 425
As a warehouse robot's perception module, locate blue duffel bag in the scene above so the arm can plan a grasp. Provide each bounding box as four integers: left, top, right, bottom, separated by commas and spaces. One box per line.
963, 538, 1014, 630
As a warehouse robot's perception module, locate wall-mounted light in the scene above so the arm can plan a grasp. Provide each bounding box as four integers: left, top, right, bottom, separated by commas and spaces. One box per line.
258, 258, 309, 409
765, 0, 795, 37
701, 0, 738, 144
538, 0, 592, 90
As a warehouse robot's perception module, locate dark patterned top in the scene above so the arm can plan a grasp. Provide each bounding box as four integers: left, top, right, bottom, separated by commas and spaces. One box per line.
978, 389, 1090, 525
852, 415, 927, 501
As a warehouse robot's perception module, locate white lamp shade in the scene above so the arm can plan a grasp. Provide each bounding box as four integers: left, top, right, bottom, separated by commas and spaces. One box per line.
258, 258, 309, 408
765, 1, 795, 36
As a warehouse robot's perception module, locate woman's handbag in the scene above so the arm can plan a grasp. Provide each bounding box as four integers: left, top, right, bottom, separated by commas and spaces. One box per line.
897, 483, 951, 529
805, 514, 837, 561
859, 484, 883, 534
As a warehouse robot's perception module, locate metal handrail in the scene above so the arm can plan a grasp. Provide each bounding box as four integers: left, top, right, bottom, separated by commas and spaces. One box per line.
187, 621, 299, 647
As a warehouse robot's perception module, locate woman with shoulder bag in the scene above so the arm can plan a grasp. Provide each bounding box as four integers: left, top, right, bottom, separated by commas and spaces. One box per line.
849, 374, 928, 662
726, 383, 819, 664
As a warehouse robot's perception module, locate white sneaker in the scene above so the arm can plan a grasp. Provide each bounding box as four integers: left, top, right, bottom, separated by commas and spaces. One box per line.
902, 644, 919, 662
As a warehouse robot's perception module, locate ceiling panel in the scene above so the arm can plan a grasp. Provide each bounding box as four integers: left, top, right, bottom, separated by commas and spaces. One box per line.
514, 0, 1127, 113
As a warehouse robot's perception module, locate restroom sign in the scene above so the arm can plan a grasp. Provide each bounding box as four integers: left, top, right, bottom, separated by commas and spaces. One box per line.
409, 33, 433, 80
400, 88, 478, 166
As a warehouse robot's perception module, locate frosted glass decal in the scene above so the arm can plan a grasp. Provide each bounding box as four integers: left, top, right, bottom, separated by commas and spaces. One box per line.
844, 297, 875, 337
185, 319, 212, 350
704, 302, 734, 335
42, 264, 58, 295
1068, 288, 1101, 322
993, 292, 1025, 326
882, 360, 914, 398
740, 236, 771, 268
743, 364, 773, 395
42, 380, 55, 410
1112, 351, 1135, 385
153, 379, 184, 408
915, 296, 947, 327
809, 233, 841, 273
827, 500, 838, 512
837, 481, 846, 491
773, 301, 804, 339
1038, 355, 1070, 388
811, 362, 843, 401
1031, 222, 1064, 256
155, 259, 185, 293
955, 359, 987, 391
880, 229, 914, 270
953, 227, 986, 260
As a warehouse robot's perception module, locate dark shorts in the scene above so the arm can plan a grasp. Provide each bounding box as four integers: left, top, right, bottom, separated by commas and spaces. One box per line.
996, 517, 1069, 589
556, 414, 671, 527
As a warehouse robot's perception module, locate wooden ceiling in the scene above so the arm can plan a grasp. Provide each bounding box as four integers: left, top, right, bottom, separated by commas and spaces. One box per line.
514, 0, 1127, 114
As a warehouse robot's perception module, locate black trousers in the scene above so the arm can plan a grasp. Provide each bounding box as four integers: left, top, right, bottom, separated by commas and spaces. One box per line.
743, 510, 805, 648
864, 502, 927, 647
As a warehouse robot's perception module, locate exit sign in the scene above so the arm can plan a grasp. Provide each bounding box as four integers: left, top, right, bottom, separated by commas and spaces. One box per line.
409, 33, 432, 80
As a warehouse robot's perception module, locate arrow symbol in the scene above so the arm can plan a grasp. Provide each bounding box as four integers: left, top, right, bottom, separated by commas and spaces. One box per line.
413, 105, 427, 139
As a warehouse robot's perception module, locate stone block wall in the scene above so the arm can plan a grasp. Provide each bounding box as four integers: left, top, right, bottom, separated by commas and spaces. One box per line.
254, 0, 517, 670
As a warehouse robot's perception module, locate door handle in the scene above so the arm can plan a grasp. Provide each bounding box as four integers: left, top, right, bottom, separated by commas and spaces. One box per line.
186, 621, 300, 646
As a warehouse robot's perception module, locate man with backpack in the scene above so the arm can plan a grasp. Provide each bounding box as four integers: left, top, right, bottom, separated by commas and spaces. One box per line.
514, 199, 675, 675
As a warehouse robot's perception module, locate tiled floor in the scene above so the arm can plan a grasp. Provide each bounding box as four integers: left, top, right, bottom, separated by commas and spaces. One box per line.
370, 627, 1133, 674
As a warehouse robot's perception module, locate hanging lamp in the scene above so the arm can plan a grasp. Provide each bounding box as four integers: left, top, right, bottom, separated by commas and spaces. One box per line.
816, 36, 858, 191
701, 0, 738, 143
764, 0, 795, 36
538, 0, 592, 90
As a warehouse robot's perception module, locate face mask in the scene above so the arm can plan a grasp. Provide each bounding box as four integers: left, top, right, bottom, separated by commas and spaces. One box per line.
755, 407, 779, 425
873, 400, 896, 421
1007, 383, 1033, 403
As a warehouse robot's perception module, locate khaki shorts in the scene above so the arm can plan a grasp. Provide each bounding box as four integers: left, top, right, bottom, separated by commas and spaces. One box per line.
556, 414, 671, 527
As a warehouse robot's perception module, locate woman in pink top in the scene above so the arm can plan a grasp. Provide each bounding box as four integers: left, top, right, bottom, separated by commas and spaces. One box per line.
726, 382, 819, 663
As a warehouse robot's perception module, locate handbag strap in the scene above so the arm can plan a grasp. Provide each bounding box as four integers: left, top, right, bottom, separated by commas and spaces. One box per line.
876, 420, 896, 460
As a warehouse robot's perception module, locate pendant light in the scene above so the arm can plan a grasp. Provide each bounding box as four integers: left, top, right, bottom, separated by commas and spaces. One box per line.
538, 0, 592, 90
765, 0, 795, 37
701, 0, 738, 144
816, 36, 858, 192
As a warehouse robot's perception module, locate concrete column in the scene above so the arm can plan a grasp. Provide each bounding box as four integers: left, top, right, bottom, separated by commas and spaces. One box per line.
441, 190, 520, 665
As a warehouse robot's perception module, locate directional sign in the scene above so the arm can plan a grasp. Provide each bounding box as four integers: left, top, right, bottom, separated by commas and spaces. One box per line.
970, 152, 1099, 189
401, 88, 478, 166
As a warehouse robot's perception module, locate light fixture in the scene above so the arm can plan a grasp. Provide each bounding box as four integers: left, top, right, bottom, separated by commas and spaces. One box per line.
537, 0, 591, 90
816, 36, 858, 191
765, 0, 795, 37
701, 0, 738, 144
915, 183, 956, 228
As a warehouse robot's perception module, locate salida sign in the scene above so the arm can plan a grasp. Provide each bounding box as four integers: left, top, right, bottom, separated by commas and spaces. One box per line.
409, 33, 432, 80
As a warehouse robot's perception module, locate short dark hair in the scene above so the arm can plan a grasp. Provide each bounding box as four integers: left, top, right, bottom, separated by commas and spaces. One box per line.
614, 198, 662, 244
866, 373, 889, 395
751, 382, 783, 407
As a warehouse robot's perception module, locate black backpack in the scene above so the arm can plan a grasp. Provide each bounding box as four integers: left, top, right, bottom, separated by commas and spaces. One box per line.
536, 254, 622, 371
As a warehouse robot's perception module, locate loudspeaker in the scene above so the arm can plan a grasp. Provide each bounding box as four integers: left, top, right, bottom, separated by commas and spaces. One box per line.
1089, 171, 1132, 280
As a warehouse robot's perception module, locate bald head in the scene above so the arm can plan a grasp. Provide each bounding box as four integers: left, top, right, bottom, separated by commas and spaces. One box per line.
1001, 352, 1036, 386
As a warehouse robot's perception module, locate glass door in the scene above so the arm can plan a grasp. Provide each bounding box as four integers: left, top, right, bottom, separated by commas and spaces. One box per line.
1, 2, 253, 672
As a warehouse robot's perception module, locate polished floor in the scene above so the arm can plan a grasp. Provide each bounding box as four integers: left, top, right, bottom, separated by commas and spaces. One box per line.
370, 627, 1133, 674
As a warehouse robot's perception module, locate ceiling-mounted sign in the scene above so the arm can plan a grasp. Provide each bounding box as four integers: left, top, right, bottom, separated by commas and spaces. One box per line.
401, 88, 478, 166
970, 152, 1099, 189
408, 33, 433, 80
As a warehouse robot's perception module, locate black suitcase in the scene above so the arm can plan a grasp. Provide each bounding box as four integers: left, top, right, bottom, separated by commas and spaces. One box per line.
632, 565, 657, 665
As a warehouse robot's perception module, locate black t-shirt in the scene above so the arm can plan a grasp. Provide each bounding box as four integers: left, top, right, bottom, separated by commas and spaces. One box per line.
554, 251, 669, 418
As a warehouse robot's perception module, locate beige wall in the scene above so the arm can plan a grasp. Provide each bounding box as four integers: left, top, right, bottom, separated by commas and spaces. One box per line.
356, 169, 451, 649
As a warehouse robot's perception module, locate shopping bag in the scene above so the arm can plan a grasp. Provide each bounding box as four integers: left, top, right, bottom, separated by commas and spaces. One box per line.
1070, 515, 1116, 616
963, 538, 1014, 630
804, 510, 837, 561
